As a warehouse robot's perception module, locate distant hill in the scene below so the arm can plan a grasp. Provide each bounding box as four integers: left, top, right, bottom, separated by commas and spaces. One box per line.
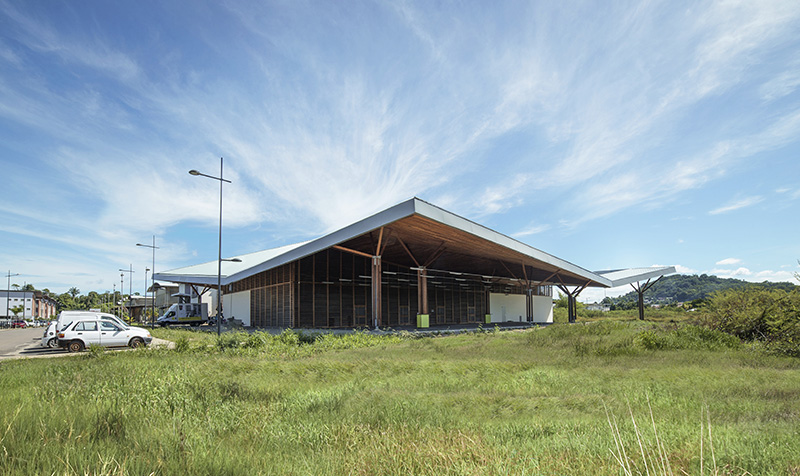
605, 274, 797, 305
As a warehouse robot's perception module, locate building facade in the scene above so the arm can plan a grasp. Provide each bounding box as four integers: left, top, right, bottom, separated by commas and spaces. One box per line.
157, 198, 674, 329
1, 290, 58, 321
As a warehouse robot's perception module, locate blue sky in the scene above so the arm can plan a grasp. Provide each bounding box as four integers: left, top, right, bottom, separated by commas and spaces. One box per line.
1, 0, 799, 301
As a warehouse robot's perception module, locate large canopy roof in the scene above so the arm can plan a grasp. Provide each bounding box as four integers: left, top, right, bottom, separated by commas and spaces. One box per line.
155, 198, 674, 288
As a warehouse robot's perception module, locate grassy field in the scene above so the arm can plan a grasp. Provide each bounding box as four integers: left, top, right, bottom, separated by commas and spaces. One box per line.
1, 319, 798, 475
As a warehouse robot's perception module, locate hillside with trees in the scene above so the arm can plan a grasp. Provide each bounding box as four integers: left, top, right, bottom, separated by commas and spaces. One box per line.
604, 274, 797, 308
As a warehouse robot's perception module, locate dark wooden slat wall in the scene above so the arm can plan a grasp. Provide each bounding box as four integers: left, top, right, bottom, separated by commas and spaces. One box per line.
229, 245, 552, 329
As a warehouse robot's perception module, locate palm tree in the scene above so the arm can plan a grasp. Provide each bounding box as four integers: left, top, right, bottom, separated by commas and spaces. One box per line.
68, 287, 80, 298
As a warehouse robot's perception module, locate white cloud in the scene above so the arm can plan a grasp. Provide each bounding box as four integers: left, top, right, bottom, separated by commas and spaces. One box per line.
716, 258, 741, 265
760, 69, 800, 101
709, 196, 764, 215
673, 264, 697, 274
710, 267, 752, 278
754, 270, 796, 282
2, 1, 800, 293
512, 222, 552, 239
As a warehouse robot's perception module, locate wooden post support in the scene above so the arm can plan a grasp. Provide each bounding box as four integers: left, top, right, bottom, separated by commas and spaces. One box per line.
417, 267, 428, 316
372, 255, 382, 329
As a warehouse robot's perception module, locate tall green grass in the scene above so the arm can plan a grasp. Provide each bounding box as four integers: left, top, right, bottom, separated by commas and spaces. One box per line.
1, 322, 798, 475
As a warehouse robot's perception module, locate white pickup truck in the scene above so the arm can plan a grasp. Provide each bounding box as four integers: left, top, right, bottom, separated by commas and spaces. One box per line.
156, 303, 209, 326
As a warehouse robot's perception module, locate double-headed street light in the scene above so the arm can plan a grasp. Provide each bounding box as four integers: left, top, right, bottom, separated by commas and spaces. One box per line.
137, 236, 159, 327
189, 157, 238, 337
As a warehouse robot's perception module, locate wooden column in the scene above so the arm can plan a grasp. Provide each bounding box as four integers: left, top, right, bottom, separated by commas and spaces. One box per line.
417, 267, 428, 315
371, 255, 382, 329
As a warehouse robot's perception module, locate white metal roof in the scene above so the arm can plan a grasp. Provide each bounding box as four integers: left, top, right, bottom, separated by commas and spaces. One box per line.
156, 241, 310, 286
594, 266, 677, 288
155, 198, 674, 288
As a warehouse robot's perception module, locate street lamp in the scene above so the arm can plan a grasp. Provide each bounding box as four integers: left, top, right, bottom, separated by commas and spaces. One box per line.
144, 267, 150, 322
137, 236, 159, 327
119, 265, 134, 321
189, 157, 235, 337
120, 273, 124, 319
5, 271, 19, 324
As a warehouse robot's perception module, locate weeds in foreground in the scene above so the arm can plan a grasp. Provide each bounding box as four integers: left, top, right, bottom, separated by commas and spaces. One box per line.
607, 398, 752, 476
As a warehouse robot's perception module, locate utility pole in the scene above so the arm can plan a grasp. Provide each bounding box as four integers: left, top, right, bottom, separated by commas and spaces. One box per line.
5, 271, 19, 322
136, 236, 159, 328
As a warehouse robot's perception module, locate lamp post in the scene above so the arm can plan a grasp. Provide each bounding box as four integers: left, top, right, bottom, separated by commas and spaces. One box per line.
119, 266, 134, 322
189, 157, 234, 337
137, 236, 159, 327
119, 273, 124, 319
144, 267, 150, 322
5, 271, 19, 323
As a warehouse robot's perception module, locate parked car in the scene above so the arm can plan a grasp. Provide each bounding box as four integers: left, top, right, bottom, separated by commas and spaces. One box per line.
57, 316, 152, 352
41, 311, 131, 350
41, 321, 58, 348
11, 320, 27, 328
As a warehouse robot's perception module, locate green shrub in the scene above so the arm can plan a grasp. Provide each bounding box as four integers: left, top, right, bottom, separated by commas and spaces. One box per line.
174, 336, 190, 353
634, 325, 740, 351
278, 328, 300, 346
705, 288, 800, 357
86, 344, 106, 358
634, 330, 664, 350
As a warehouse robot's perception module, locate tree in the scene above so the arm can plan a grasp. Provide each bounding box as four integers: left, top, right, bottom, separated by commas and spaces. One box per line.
22, 284, 34, 292
11, 283, 19, 291
68, 287, 80, 298
10, 305, 24, 318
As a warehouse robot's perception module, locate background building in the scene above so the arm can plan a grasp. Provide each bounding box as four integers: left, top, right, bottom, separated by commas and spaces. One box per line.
1, 290, 58, 323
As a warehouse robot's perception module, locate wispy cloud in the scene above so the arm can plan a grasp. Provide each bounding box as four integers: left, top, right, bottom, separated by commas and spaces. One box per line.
709, 196, 764, 215
1, 1, 799, 292
512, 222, 552, 239
716, 258, 741, 265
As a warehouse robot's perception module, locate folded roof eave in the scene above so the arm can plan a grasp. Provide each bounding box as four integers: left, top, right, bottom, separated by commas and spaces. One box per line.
594, 266, 677, 288
155, 197, 613, 287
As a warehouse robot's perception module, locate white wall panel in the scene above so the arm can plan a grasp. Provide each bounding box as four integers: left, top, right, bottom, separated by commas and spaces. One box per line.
489, 293, 526, 323
223, 290, 251, 327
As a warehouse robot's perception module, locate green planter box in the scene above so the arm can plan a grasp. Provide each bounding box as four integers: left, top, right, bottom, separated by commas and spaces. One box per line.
417, 314, 429, 328
485, 314, 492, 324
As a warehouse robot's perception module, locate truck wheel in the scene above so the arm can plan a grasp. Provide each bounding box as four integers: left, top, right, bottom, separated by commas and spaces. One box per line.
68, 341, 84, 353
129, 337, 145, 348
47, 338, 57, 348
